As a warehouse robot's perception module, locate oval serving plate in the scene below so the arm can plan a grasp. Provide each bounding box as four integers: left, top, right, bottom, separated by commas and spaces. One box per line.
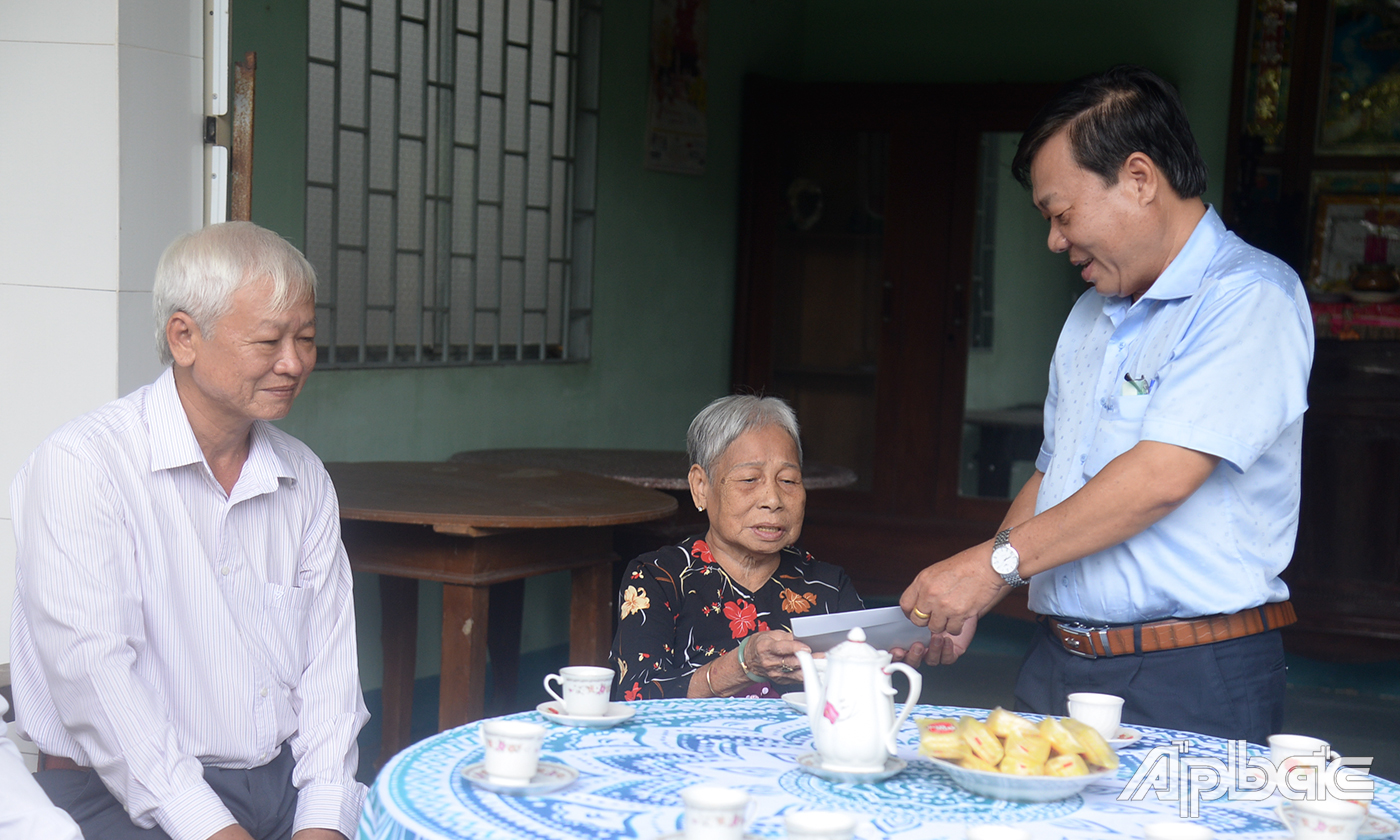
923, 755, 1114, 802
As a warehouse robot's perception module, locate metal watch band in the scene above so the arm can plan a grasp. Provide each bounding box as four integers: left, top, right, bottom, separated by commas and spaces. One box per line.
993, 528, 1027, 588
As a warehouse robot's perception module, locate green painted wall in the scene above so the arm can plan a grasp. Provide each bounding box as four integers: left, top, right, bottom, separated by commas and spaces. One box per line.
964, 132, 1083, 415
794, 0, 1237, 210
235, 0, 1238, 690
232, 0, 307, 249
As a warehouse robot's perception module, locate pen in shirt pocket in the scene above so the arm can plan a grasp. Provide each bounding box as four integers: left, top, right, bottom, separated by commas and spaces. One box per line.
1122, 373, 1157, 396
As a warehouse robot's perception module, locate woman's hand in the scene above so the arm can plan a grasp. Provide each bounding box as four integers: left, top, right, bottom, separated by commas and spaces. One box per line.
742, 630, 811, 683
889, 614, 978, 667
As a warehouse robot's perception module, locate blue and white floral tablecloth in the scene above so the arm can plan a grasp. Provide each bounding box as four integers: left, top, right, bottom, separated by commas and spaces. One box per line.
358, 699, 1400, 840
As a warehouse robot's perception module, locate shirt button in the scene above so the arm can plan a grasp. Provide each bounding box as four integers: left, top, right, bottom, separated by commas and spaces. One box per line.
221, 566, 230, 576
259, 753, 267, 761
260, 688, 268, 697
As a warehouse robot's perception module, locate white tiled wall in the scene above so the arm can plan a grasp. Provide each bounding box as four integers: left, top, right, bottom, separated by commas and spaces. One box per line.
0, 0, 203, 665
117, 0, 201, 57
119, 290, 164, 397
0, 40, 121, 293
0, 284, 121, 516
117, 29, 203, 296
0, 0, 116, 46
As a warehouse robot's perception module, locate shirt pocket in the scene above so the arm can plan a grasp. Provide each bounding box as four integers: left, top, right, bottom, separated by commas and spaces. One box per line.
1084, 394, 1150, 477
259, 582, 316, 683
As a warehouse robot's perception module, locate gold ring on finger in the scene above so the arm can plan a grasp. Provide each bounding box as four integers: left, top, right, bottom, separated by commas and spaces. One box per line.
911, 607, 931, 621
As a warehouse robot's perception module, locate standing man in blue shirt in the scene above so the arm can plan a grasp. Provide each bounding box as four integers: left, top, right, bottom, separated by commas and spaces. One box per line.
899, 66, 1313, 743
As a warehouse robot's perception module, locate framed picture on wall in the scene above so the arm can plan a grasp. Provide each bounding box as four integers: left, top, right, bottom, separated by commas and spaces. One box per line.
1309, 194, 1400, 288
1317, 0, 1400, 154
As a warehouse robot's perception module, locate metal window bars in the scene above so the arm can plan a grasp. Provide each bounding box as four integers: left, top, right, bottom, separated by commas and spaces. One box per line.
305, 0, 598, 367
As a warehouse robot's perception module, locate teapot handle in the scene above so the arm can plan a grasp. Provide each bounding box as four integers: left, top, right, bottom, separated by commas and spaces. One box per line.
882, 662, 923, 756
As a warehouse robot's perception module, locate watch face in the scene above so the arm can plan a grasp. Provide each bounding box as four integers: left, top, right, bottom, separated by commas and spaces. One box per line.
991, 545, 1019, 575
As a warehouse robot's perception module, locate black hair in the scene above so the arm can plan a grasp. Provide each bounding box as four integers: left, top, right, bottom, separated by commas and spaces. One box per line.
1010, 65, 1208, 199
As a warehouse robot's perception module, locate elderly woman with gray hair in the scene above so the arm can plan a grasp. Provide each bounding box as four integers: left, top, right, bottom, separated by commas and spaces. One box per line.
609, 395, 864, 700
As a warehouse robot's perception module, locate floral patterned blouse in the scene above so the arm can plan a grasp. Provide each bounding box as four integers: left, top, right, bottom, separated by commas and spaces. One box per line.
609, 534, 863, 701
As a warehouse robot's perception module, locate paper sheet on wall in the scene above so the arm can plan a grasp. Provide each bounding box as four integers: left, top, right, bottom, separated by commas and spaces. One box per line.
644, 0, 707, 175
790, 605, 932, 653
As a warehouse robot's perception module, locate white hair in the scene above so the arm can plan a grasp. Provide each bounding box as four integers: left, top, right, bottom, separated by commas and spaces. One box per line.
686, 395, 803, 476
153, 222, 317, 365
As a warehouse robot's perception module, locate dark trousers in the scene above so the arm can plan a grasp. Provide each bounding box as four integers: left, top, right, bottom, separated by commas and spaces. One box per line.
36, 747, 298, 840
1013, 621, 1287, 744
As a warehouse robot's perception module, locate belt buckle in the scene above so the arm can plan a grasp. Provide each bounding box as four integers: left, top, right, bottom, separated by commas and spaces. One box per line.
1057, 621, 1110, 659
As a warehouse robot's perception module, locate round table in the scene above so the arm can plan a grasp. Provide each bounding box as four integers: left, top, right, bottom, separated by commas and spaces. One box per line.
325, 461, 677, 766
358, 698, 1400, 840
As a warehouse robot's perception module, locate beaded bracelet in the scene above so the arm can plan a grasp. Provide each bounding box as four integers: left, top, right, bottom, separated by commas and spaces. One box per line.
735, 635, 764, 682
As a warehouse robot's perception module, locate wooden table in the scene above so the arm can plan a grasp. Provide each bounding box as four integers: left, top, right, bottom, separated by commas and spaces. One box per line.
448, 447, 859, 489
325, 461, 677, 767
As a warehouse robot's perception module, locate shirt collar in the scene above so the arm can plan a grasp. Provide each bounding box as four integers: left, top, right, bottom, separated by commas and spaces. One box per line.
1097, 205, 1223, 324
1138, 205, 1224, 303
147, 367, 206, 472
146, 368, 297, 493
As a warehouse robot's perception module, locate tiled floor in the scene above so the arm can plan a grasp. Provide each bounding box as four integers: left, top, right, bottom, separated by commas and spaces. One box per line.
359, 615, 1400, 784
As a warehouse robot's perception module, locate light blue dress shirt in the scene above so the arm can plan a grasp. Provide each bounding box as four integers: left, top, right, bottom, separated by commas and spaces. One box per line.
1029, 207, 1314, 624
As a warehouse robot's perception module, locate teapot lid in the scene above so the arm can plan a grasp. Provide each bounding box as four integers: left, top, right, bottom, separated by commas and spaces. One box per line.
828, 626, 883, 661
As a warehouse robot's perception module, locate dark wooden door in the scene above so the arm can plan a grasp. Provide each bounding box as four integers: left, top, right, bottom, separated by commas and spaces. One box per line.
732, 79, 1059, 596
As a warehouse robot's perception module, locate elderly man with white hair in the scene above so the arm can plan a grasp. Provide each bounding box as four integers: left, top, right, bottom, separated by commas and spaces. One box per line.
10, 222, 368, 840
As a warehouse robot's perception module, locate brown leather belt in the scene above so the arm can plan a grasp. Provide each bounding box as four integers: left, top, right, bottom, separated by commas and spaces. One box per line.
1045, 601, 1296, 659
38, 753, 90, 773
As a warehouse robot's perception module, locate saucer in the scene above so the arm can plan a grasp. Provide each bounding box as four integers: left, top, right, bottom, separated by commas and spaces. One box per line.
1275, 801, 1399, 839
462, 760, 578, 795
536, 701, 637, 728
1108, 727, 1145, 750
795, 752, 907, 783
782, 691, 808, 713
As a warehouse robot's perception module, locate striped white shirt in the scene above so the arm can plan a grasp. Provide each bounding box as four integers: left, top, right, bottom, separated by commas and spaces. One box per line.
10, 368, 368, 840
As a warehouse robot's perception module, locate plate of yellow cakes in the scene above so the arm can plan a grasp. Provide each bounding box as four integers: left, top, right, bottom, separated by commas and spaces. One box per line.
917, 708, 1119, 802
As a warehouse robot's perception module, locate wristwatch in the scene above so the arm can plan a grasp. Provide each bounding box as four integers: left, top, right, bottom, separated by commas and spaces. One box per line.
991, 528, 1027, 587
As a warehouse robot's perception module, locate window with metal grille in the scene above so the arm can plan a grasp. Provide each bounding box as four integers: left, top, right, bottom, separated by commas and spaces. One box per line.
305, 0, 599, 367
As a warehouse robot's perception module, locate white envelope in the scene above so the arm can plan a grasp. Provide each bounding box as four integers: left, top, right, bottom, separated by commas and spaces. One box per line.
790, 605, 932, 653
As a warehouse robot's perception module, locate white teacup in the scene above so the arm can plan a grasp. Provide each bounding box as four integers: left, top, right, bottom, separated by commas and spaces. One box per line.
543, 665, 614, 717
481, 720, 546, 785
786, 810, 857, 840
1268, 734, 1337, 796
966, 826, 1032, 840
1067, 692, 1125, 740
681, 785, 750, 840
1143, 822, 1215, 840
1277, 799, 1367, 840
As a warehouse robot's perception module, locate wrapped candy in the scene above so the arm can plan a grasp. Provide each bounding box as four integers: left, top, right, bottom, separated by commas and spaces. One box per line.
1038, 716, 1086, 755
1061, 718, 1119, 771
998, 755, 1043, 775
957, 715, 1005, 765
959, 754, 998, 773
1003, 730, 1052, 766
1044, 752, 1090, 777
987, 707, 1038, 739
917, 718, 967, 760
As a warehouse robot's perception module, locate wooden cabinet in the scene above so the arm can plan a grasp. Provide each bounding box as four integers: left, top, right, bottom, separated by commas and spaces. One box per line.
1224, 0, 1400, 657
731, 79, 1057, 597
1287, 342, 1400, 658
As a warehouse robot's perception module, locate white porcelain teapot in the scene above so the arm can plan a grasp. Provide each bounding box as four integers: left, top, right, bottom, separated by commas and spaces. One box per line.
794, 626, 922, 773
